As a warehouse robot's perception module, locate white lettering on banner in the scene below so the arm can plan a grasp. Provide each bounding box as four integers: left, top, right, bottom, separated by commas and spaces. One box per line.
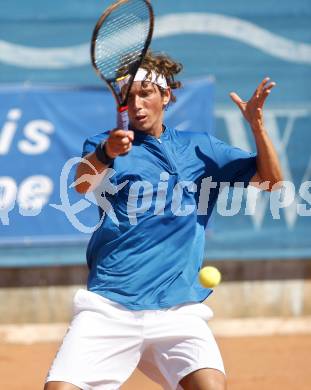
0, 108, 54, 155
216, 107, 311, 229
265, 111, 300, 228
0, 177, 17, 225
0, 109, 22, 155
18, 120, 54, 155
18, 175, 53, 216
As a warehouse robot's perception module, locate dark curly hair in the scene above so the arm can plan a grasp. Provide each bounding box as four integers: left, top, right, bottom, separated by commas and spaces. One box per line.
140, 50, 183, 103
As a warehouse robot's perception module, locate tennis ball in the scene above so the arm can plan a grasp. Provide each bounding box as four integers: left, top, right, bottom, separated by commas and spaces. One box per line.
199, 266, 221, 288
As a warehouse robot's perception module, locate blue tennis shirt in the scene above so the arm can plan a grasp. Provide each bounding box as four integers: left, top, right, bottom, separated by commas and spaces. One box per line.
81, 127, 256, 310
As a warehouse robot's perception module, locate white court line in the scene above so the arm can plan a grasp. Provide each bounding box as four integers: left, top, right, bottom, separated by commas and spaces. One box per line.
0, 317, 311, 344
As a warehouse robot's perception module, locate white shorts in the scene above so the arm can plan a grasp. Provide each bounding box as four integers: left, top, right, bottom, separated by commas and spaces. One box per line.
46, 289, 224, 390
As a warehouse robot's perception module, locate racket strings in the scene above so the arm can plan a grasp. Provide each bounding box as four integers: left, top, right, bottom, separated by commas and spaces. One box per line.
95, 25, 148, 78
94, 0, 151, 82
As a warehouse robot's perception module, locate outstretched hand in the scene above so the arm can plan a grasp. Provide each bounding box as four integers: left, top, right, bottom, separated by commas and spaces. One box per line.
230, 77, 276, 132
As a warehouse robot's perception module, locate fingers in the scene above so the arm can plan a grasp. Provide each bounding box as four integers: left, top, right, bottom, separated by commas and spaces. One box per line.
259, 81, 276, 108
229, 92, 241, 103
231, 77, 276, 105
230, 78, 276, 128
256, 77, 276, 104
229, 92, 245, 110
106, 129, 134, 157
255, 77, 270, 96
263, 79, 276, 95
111, 129, 134, 141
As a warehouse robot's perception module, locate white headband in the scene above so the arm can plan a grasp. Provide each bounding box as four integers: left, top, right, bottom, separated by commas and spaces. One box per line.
117, 68, 168, 89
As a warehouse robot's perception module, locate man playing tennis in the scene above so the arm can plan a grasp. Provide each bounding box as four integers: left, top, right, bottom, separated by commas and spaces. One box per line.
45, 51, 283, 390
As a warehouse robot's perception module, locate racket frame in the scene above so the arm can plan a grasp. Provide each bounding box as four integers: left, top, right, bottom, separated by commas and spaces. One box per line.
90, 0, 154, 117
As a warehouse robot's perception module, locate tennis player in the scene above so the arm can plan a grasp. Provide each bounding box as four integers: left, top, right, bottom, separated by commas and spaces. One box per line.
45, 51, 283, 390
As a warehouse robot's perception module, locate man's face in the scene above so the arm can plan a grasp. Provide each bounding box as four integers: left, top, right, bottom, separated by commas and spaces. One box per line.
127, 81, 170, 134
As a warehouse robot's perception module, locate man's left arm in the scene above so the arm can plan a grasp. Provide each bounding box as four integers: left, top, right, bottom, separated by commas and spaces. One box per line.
230, 77, 283, 191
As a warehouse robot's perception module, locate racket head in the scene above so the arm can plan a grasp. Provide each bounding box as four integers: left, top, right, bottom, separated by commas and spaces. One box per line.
91, 0, 154, 110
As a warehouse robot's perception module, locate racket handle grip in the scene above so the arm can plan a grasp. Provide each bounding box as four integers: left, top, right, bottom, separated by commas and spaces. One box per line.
117, 106, 129, 130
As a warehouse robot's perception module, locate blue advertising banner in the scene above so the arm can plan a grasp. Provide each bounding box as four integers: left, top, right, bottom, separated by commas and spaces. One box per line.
0, 79, 214, 248
208, 105, 311, 259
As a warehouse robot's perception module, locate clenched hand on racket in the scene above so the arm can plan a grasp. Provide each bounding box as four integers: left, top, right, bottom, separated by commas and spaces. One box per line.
105, 129, 134, 158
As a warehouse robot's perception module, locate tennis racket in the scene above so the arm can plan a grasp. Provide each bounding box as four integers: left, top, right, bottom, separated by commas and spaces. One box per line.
91, 0, 154, 130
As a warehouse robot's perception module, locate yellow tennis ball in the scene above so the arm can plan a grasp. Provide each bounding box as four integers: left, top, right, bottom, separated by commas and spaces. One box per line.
199, 266, 221, 288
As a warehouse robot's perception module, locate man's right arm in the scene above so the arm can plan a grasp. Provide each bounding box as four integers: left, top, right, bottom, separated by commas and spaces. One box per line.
75, 129, 134, 193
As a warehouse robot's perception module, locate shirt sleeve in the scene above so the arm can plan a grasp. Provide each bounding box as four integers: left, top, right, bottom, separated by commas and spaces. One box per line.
81, 131, 110, 157
208, 134, 257, 187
